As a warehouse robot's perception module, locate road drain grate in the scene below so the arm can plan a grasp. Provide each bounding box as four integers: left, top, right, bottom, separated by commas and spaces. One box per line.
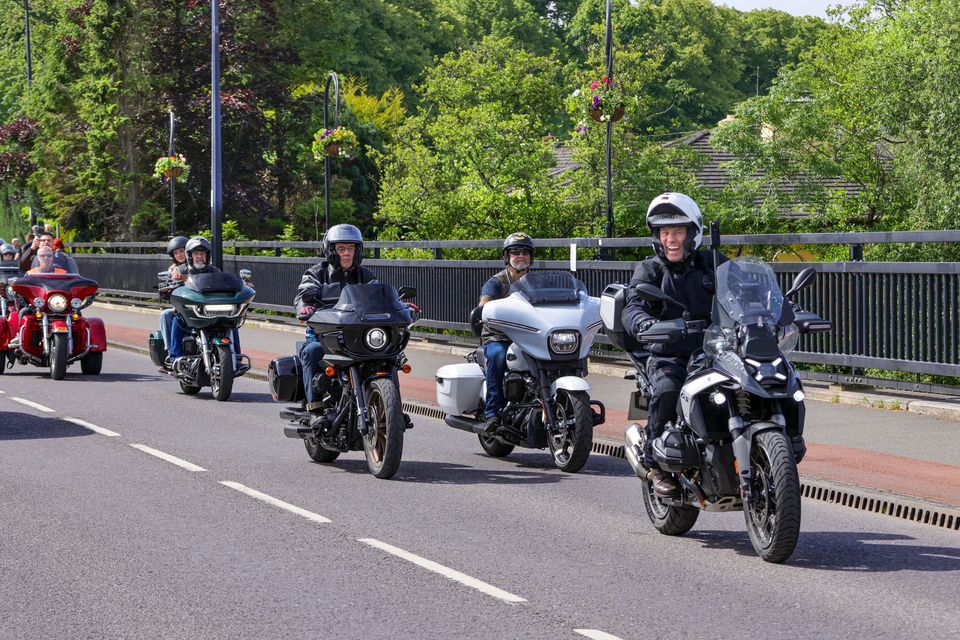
402, 402, 960, 531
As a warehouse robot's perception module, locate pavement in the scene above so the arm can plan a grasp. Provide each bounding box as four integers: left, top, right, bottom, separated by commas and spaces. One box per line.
91, 301, 960, 510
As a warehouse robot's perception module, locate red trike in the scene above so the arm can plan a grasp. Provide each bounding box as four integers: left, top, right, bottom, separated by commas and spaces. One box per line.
7, 273, 107, 379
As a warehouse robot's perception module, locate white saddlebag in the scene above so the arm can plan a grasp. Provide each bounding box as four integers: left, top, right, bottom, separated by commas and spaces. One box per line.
436, 363, 485, 416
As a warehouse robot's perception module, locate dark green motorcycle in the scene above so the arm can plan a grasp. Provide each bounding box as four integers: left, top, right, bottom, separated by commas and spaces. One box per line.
149, 271, 255, 401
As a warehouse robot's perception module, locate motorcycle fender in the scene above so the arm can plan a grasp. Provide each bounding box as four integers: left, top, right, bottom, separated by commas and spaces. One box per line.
50, 319, 70, 333
86, 317, 107, 352
0, 317, 8, 349
550, 376, 590, 395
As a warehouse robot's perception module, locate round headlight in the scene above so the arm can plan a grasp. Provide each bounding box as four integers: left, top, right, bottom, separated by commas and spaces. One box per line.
71, 297, 82, 309
364, 328, 388, 351
33, 296, 44, 308
48, 294, 69, 313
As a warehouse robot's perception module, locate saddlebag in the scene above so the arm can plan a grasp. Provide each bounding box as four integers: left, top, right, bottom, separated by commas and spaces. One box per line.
148, 330, 167, 367
652, 429, 700, 472
435, 363, 485, 416
600, 284, 641, 352
269, 355, 305, 403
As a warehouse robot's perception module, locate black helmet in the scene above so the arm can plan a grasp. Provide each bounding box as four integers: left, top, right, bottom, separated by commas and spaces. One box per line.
185, 236, 212, 268
0, 243, 14, 258
323, 223, 364, 269
166, 235, 189, 262
502, 232, 535, 267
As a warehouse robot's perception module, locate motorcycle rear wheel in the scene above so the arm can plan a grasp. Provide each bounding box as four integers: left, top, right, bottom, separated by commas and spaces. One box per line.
548, 390, 593, 473
49, 334, 68, 380
305, 436, 341, 463
0, 350, 6, 374
477, 434, 515, 457
81, 351, 102, 375
744, 429, 801, 563
211, 344, 234, 402
363, 378, 404, 479
179, 380, 202, 395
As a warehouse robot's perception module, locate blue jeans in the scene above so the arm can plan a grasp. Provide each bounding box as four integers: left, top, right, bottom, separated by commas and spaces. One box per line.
159, 308, 177, 349
483, 341, 510, 419
168, 317, 241, 360
299, 340, 326, 407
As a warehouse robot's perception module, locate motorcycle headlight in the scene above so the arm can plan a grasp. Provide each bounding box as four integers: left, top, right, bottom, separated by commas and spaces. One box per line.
549, 330, 580, 355
48, 294, 69, 313
33, 296, 44, 308
364, 328, 388, 351
71, 297, 82, 309
778, 324, 800, 355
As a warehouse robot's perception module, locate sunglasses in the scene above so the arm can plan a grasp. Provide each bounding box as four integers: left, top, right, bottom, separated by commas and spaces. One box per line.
507, 248, 532, 256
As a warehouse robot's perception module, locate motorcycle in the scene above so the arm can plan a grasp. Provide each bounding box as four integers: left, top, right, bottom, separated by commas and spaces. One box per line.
601, 225, 831, 562
0, 260, 23, 372
148, 270, 254, 401
435, 270, 605, 473
269, 283, 417, 479
7, 271, 106, 379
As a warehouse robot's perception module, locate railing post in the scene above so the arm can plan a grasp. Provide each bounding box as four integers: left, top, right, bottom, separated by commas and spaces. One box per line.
849, 243, 866, 379
434, 247, 443, 260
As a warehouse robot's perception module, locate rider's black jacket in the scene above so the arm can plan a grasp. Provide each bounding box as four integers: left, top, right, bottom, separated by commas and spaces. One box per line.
294, 261, 377, 315
622, 250, 725, 359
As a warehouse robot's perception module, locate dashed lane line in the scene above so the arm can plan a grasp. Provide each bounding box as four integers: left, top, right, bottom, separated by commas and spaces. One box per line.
219, 481, 331, 524
358, 537, 527, 604
9, 397, 56, 413
64, 417, 121, 437
129, 444, 206, 472
574, 630, 626, 640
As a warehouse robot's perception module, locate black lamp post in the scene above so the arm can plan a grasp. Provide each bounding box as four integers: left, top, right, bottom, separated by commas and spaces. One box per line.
23, 0, 32, 87
323, 72, 340, 232
210, 0, 223, 269
602, 0, 615, 258
168, 108, 177, 236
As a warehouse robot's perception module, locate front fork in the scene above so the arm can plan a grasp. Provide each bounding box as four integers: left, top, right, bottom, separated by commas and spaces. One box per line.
728, 401, 787, 503
42, 314, 73, 356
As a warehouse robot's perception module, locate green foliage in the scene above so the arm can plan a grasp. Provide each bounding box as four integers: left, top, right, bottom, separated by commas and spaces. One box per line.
153, 154, 190, 181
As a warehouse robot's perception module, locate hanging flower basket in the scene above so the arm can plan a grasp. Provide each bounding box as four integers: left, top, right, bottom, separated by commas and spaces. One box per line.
153, 154, 190, 181
588, 105, 625, 123
312, 127, 358, 160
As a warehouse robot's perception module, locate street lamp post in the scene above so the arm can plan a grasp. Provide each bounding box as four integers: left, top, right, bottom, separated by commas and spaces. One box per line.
323, 72, 340, 233
602, 0, 614, 259
168, 109, 176, 236
210, 0, 223, 269
23, 0, 32, 87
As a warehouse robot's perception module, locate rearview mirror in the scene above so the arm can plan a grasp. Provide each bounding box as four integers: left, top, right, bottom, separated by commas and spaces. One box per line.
398, 286, 416, 300
634, 283, 688, 312
784, 267, 816, 299
468, 305, 483, 338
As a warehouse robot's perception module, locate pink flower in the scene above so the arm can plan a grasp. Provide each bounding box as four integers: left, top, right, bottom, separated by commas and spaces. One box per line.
590, 80, 600, 91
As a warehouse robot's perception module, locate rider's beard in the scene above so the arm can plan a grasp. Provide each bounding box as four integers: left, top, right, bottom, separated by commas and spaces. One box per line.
509, 257, 530, 272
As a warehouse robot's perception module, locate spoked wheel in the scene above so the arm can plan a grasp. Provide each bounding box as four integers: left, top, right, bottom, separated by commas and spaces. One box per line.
637, 428, 699, 535
547, 390, 593, 473
477, 433, 515, 458
211, 344, 234, 402
305, 435, 341, 463
744, 429, 801, 563
49, 334, 68, 380
363, 378, 404, 479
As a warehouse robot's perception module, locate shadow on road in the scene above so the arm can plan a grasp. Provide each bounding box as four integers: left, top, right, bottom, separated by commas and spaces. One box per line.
0, 411, 93, 441
181, 391, 275, 403
464, 450, 634, 478
1, 370, 163, 383
316, 457, 568, 485
685, 529, 960, 572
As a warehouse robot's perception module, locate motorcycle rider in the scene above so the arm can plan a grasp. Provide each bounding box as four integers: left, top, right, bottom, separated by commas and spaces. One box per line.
159, 236, 189, 355
20, 229, 78, 273
27, 246, 67, 274
294, 224, 377, 429
167, 236, 227, 365
1, 243, 16, 262
622, 193, 723, 497
477, 232, 536, 434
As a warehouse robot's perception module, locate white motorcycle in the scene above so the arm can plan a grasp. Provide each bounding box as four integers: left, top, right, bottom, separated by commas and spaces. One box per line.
436, 271, 605, 472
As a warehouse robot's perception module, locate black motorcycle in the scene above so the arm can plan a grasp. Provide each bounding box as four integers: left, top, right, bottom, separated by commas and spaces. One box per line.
600, 227, 831, 563
269, 283, 417, 479
148, 270, 255, 401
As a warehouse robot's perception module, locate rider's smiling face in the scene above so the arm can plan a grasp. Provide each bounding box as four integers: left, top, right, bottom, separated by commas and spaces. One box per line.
659, 226, 688, 263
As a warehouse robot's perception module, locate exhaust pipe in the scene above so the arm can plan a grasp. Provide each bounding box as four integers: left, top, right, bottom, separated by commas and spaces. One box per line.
624, 423, 645, 477
445, 414, 486, 434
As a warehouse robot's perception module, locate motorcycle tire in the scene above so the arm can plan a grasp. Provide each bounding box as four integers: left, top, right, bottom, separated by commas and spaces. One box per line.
81, 351, 102, 375
744, 429, 801, 563
638, 428, 699, 535
179, 380, 202, 395
305, 436, 341, 463
477, 434, 515, 458
0, 350, 6, 374
211, 344, 234, 402
548, 390, 593, 473
363, 378, 404, 479
49, 334, 68, 380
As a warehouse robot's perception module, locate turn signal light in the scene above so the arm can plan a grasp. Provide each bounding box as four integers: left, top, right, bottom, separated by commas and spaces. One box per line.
400, 363, 412, 374
325, 367, 336, 377
72, 313, 80, 320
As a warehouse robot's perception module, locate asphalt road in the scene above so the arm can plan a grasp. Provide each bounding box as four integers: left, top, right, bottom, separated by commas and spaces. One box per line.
1, 349, 959, 639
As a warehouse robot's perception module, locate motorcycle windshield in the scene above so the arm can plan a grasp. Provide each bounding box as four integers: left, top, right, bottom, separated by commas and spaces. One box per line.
185, 271, 244, 294
330, 283, 409, 318
509, 270, 586, 305
0, 263, 22, 284
715, 257, 784, 325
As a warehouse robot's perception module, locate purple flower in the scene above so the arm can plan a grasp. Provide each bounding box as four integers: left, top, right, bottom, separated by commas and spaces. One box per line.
593, 95, 601, 107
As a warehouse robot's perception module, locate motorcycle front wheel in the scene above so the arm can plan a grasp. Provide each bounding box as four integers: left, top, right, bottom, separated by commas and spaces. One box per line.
49, 334, 68, 380
744, 429, 801, 563
211, 344, 234, 402
548, 390, 593, 473
363, 378, 404, 479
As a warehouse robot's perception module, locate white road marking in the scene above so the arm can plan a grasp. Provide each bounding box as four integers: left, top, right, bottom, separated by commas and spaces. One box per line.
64, 417, 120, 437
219, 481, 331, 524
129, 444, 206, 472
9, 397, 55, 412
358, 538, 527, 604
574, 630, 626, 640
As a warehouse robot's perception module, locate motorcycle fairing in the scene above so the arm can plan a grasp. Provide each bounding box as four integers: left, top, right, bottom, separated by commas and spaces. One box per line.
86, 317, 107, 352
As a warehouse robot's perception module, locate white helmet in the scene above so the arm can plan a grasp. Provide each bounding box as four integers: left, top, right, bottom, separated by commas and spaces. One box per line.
646, 192, 703, 260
